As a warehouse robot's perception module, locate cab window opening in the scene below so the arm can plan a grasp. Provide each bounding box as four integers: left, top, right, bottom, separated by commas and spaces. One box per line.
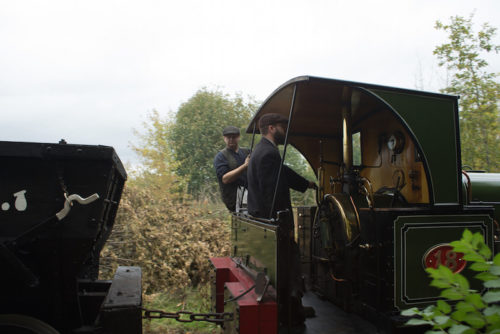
282, 145, 317, 207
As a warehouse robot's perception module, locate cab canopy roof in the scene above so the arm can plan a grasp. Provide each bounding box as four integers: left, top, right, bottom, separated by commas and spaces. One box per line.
247, 76, 461, 205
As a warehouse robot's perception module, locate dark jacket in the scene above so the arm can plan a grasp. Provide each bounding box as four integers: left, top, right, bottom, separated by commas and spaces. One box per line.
214, 147, 249, 211
247, 137, 309, 218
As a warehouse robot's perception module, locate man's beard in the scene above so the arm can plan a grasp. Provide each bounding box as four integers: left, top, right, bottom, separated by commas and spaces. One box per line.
274, 129, 286, 145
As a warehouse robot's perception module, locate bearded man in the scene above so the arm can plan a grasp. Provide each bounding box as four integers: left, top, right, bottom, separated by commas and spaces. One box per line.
246, 113, 316, 326
247, 113, 315, 218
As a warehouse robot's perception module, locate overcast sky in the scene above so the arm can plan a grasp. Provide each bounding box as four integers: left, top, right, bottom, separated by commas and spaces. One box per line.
1, 0, 499, 166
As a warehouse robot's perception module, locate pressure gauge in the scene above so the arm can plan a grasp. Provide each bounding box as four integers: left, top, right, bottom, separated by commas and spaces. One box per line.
387, 131, 405, 154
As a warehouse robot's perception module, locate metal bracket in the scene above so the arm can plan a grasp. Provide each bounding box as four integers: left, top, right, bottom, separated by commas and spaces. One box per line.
255, 272, 270, 303
56, 193, 100, 221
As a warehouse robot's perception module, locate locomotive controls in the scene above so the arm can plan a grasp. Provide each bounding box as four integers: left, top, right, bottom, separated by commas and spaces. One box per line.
387, 131, 405, 154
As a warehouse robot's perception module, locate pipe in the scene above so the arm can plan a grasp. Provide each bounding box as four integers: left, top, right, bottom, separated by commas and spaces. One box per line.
270, 84, 297, 219
250, 122, 257, 153
342, 87, 353, 171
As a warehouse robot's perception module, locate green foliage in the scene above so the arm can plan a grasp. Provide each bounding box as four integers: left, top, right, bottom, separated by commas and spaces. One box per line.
401, 229, 500, 333
284, 145, 317, 206
434, 14, 500, 172
132, 88, 318, 205
169, 88, 257, 196
131, 110, 189, 198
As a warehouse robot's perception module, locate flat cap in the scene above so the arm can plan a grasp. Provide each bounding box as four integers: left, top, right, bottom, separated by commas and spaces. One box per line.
222, 126, 240, 136
258, 113, 289, 129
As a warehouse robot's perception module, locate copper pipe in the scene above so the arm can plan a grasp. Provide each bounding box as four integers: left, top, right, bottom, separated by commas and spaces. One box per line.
330, 272, 347, 282
325, 194, 353, 241
342, 87, 352, 171
359, 177, 375, 209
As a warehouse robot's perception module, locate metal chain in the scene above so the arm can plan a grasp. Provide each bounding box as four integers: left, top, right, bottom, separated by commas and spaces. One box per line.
142, 308, 233, 324
58, 174, 68, 196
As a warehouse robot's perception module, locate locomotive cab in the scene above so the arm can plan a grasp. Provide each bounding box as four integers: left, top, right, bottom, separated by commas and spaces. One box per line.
211, 76, 497, 333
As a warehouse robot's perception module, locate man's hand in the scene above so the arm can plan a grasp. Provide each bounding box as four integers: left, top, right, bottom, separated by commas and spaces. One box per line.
222, 154, 250, 184
308, 181, 318, 189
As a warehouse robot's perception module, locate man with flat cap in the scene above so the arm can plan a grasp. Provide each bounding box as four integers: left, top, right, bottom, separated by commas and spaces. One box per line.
247, 113, 316, 218
214, 126, 250, 212
247, 113, 316, 326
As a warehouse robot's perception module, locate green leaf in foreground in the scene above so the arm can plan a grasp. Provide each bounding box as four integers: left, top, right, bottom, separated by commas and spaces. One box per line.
484, 279, 500, 288
476, 272, 497, 282
465, 294, 486, 309
437, 300, 452, 314
490, 266, 500, 275
449, 324, 473, 334
463, 313, 486, 328
464, 253, 486, 262
455, 301, 475, 313
401, 308, 419, 316
483, 291, 500, 304
469, 262, 489, 272
487, 328, 500, 334
406, 318, 430, 326
442, 288, 464, 301
484, 305, 500, 317
455, 274, 470, 293
434, 314, 451, 326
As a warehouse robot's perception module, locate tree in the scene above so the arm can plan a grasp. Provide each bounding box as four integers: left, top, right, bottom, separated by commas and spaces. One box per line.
434, 14, 500, 172
131, 110, 188, 198
132, 88, 316, 203
169, 88, 258, 196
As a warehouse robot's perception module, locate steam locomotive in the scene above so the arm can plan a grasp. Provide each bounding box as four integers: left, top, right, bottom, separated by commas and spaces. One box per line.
211, 76, 500, 333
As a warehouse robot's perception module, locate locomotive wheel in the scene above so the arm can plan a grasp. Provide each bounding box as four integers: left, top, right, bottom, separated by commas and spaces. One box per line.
0, 314, 59, 334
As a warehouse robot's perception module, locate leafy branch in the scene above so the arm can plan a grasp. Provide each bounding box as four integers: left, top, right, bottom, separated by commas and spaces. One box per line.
402, 229, 500, 334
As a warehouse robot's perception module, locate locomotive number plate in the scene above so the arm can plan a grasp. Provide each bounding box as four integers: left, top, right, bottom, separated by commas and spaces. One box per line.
423, 244, 466, 273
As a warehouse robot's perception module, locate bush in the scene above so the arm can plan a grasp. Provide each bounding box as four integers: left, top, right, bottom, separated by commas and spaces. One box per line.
402, 229, 500, 333
99, 182, 231, 293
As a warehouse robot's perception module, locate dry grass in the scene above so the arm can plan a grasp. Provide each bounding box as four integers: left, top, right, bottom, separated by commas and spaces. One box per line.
100, 183, 231, 292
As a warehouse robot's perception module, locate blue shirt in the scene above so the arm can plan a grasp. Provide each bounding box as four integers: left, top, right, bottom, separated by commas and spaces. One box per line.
213, 148, 249, 187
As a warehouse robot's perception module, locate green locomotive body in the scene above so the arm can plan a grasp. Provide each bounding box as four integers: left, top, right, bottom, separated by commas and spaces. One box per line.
213, 76, 499, 333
